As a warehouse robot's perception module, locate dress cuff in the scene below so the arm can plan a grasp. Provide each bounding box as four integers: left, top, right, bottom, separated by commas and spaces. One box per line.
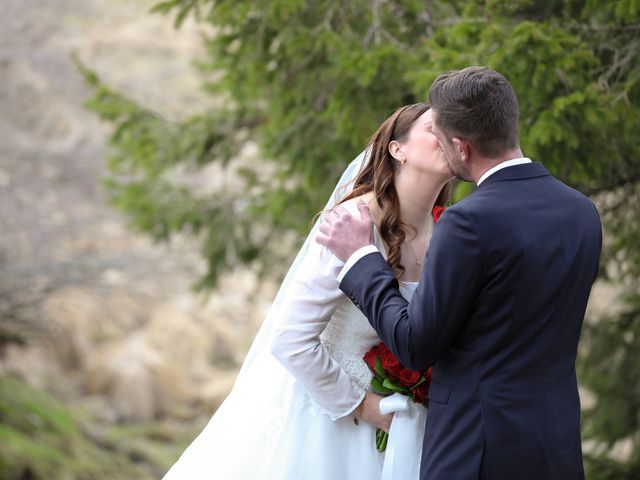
337, 245, 379, 283
329, 384, 367, 421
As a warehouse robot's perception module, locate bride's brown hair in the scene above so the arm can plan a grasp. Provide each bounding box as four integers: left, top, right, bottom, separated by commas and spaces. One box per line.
339, 103, 452, 278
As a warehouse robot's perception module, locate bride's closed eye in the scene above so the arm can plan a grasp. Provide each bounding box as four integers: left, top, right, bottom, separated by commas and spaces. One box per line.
425, 122, 436, 135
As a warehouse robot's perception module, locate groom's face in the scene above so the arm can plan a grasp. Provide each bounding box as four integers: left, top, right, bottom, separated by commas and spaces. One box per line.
430, 110, 468, 180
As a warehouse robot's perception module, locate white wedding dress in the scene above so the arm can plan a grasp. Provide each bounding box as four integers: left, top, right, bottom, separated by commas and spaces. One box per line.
163, 154, 425, 480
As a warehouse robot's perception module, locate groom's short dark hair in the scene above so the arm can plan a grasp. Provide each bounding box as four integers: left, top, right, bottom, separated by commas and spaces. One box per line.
428, 66, 520, 157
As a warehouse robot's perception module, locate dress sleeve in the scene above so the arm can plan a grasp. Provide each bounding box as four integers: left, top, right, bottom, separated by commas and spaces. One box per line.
270, 237, 366, 421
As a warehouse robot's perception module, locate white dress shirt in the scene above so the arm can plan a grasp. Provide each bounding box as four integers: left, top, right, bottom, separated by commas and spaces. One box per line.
337, 157, 532, 281
476, 157, 532, 185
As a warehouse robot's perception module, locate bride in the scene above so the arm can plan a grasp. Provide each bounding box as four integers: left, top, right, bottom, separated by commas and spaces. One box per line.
163, 103, 454, 479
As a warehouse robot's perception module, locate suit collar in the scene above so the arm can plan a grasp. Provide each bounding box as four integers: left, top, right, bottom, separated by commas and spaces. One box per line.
475, 162, 550, 189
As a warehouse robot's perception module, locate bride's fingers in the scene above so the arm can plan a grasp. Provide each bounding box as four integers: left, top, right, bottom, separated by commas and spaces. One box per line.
381, 413, 394, 432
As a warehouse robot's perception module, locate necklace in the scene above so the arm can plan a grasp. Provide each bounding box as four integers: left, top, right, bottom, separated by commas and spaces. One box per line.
405, 228, 430, 265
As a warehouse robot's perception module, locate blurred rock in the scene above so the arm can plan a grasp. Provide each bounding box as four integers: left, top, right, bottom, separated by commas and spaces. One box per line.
83, 301, 252, 423
87, 334, 175, 423
0, 0, 273, 428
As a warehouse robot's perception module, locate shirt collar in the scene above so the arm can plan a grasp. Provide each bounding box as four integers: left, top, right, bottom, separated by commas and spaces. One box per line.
476, 157, 532, 185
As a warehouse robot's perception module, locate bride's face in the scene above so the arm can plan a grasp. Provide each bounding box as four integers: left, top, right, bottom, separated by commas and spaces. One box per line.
400, 109, 453, 178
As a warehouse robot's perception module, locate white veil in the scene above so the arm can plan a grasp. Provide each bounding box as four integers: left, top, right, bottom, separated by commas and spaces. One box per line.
163, 150, 370, 479
235, 148, 369, 380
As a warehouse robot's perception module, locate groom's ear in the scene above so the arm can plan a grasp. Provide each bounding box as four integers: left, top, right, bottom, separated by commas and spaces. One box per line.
451, 137, 470, 162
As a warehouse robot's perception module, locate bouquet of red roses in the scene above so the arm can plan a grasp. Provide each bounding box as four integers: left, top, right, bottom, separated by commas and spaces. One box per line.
363, 342, 432, 452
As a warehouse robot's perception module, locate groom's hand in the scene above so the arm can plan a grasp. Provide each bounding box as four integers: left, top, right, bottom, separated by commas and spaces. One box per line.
316, 200, 374, 262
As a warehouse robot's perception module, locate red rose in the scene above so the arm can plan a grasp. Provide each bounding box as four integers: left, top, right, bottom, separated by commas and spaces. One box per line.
412, 382, 429, 404
432, 206, 445, 223
386, 363, 404, 381
364, 343, 389, 371
398, 368, 421, 387
364, 349, 378, 370
381, 350, 400, 371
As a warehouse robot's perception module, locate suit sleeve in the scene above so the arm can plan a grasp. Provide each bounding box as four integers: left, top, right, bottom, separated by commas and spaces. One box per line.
339, 208, 483, 370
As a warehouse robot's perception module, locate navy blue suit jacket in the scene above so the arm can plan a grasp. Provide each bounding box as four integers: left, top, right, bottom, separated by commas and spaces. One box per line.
340, 163, 601, 479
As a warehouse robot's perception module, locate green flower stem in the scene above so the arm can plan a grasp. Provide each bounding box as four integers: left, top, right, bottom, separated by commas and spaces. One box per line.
376, 427, 389, 452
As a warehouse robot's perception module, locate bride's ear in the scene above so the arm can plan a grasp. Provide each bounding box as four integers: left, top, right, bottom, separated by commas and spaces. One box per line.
388, 140, 406, 165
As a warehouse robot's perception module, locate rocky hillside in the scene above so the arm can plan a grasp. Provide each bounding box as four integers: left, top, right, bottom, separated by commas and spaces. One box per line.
0, 0, 276, 476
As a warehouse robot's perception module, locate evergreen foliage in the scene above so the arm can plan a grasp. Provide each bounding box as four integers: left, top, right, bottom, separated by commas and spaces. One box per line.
78, 1, 640, 476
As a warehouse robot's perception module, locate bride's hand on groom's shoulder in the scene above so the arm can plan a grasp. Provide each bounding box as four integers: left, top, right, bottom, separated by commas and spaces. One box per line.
354, 392, 394, 433
316, 200, 374, 262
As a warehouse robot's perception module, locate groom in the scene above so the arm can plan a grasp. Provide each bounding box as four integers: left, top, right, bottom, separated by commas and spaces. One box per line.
317, 67, 601, 479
